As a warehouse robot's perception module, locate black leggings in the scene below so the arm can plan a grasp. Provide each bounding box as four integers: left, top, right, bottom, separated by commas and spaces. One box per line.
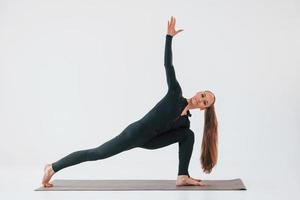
51, 126, 194, 176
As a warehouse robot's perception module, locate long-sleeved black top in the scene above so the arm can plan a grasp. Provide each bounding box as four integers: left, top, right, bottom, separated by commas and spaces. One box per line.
137, 34, 191, 134
50, 34, 193, 174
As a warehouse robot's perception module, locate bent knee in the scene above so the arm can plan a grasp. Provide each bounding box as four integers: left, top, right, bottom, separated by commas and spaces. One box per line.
184, 129, 195, 143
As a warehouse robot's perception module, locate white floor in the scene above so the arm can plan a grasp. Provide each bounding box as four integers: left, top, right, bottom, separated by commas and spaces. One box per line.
1, 166, 299, 200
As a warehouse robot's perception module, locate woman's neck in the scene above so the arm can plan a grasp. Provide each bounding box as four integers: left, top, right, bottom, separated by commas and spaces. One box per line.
181, 98, 192, 116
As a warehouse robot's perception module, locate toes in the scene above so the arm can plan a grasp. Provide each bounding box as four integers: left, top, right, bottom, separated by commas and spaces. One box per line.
43, 183, 53, 188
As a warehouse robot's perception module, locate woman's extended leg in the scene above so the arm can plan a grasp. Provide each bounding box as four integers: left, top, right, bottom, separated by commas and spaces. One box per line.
51, 130, 142, 173
42, 122, 154, 187
139, 127, 195, 177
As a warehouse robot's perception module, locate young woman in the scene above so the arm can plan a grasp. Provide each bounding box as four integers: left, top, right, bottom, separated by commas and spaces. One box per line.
42, 16, 218, 187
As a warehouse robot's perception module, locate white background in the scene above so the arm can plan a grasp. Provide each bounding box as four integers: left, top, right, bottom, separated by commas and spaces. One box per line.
0, 0, 299, 199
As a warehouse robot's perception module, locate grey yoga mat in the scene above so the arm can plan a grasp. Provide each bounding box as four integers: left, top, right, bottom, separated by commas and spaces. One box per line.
35, 178, 246, 191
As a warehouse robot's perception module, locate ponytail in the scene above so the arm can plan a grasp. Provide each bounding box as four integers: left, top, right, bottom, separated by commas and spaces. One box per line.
200, 101, 218, 173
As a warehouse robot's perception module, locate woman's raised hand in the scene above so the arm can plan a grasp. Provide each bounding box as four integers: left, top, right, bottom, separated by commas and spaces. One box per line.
167, 16, 184, 37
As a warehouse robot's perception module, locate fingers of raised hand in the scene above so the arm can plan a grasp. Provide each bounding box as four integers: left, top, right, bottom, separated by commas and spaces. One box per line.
168, 16, 174, 27
172, 16, 175, 27
167, 20, 172, 30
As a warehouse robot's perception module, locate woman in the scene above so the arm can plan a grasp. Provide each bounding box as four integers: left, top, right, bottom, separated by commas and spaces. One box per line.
42, 16, 218, 187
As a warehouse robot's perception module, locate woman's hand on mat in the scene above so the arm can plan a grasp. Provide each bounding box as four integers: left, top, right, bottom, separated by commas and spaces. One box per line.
176, 175, 205, 186
167, 16, 184, 37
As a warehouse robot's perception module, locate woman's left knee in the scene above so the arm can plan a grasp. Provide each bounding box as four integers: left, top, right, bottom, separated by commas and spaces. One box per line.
184, 129, 195, 143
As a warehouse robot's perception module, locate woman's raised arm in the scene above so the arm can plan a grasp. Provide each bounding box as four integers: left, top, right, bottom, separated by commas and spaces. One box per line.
164, 16, 184, 91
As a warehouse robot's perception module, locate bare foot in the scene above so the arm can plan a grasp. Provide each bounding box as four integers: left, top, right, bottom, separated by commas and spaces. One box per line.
190, 176, 202, 182
176, 175, 205, 186
42, 164, 55, 187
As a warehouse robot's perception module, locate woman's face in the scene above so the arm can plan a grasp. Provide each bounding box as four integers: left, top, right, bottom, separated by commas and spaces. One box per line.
191, 91, 215, 110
